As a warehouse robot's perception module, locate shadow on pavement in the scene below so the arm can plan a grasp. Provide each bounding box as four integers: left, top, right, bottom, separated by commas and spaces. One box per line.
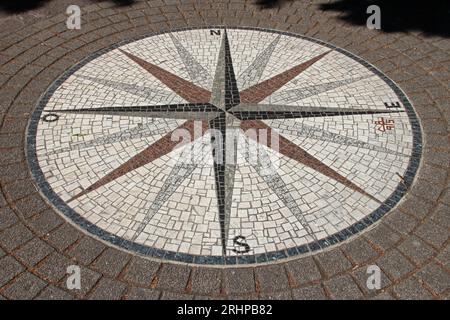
0, 0, 51, 13
2, 0, 449, 38
255, 0, 293, 9
254, 0, 449, 37
319, 0, 450, 37
0, 0, 135, 13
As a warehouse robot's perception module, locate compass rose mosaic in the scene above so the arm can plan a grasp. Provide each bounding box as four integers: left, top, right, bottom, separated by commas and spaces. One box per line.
27, 27, 421, 265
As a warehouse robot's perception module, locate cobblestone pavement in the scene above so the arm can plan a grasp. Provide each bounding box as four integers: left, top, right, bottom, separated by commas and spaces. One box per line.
0, 0, 449, 300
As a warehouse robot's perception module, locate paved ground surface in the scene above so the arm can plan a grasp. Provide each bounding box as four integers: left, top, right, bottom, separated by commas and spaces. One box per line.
0, 0, 449, 300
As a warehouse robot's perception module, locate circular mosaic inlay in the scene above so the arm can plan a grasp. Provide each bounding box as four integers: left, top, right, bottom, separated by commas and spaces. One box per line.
27, 27, 422, 265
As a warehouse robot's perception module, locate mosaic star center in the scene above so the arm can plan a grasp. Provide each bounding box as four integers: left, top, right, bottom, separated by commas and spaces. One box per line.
28, 27, 421, 265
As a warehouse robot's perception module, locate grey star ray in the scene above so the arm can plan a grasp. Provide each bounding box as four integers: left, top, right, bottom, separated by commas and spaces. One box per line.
47, 119, 182, 156
267, 119, 409, 157
239, 136, 318, 242
75, 75, 179, 103
169, 33, 212, 88
238, 35, 281, 90
130, 138, 211, 242
269, 75, 373, 104
50, 103, 221, 120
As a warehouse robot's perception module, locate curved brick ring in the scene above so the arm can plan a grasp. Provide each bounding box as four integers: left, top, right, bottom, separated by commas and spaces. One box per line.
0, 0, 448, 300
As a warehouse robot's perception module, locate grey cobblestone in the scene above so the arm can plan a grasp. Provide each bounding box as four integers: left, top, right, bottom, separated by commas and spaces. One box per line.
67, 236, 106, 265
436, 245, 450, 267
45, 223, 83, 251
260, 290, 293, 300
324, 275, 364, 300
35, 252, 74, 283
393, 278, 434, 300
285, 257, 322, 285
191, 268, 222, 295
122, 257, 160, 286
223, 268, 255, 294
0, 163, 29, 183
160, 291, 194, 300
0, 192, 6, 208
383, 211, 418, 235
0, 256, 25, 288
431, 203, 450, 228
26, 209, 64, 236
292, 285, 327, 300
156, 264, 190, 291
365, 224, 402, 251
377, 250, 415, 281
13, 194, 49, 219
0, 223, 33, 251
398, 195, 434, 219
371, 292, 394, 300
2, 178, 36, 200
342, 238, 379, 265
14, 237, 54, 267
316, 250, 353, 277
88, 277, 127, 300
125, 287, 160, 300
414, 220, 449, 249
35, 285, 74, 300
398, 236, 437, 265
415, 263, 450, 294
2, 272, 46, 299
0, 207, 18, 231
91, 248, 130, 277
255, 265, 290, 293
